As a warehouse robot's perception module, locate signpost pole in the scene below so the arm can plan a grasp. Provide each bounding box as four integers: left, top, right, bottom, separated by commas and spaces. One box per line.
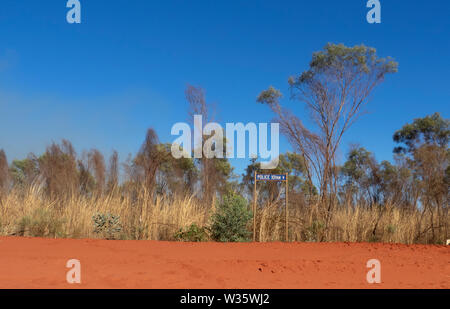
285, 172, 289, 242
253, 171, 257, 242
253, 173, 289, 242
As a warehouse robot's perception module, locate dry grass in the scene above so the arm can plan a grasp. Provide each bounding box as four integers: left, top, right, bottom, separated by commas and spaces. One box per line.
0, 185, 447, 244
253, 200, 448, 244
0, 185, 208, 241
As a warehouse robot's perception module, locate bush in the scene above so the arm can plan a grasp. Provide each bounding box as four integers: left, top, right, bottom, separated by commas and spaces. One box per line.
16, 208, 66, 238
174, 223, 209, 242
210, 192, 252, 242
92, 213, 122, 240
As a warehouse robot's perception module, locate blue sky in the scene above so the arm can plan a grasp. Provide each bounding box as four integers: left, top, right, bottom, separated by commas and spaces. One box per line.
0, 0, 449, 176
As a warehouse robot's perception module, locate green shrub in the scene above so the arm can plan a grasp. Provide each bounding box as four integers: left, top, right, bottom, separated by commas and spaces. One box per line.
16, 208, 66, 238
174, 223, 209, 242
92, 213, 122, 240
210, 192, 252, 242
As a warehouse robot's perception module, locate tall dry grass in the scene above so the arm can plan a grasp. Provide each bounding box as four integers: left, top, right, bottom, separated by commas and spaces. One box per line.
0, 184, 447, 244
254, 200, 448, 244
0, 185, 208, 241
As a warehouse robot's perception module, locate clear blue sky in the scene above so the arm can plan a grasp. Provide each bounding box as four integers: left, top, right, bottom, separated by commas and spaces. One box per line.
0, 0, 449, 176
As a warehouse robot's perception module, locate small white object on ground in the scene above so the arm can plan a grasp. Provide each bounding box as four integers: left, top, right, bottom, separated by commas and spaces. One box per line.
447, 239, 450, 245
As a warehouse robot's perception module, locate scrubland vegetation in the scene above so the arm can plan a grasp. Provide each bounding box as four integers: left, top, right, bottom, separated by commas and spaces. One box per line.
0, 44, 448, 244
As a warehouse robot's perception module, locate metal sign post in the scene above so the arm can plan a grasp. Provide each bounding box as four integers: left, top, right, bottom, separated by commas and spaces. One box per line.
253, 172, 289, 242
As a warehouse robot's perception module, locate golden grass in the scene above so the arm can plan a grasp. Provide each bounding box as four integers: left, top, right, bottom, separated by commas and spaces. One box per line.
0, 185, 447, 244
0, 185, 208, 240
254, 202, 448, 244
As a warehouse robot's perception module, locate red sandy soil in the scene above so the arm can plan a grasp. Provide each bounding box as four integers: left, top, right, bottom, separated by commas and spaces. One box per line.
0, 237, 448, 289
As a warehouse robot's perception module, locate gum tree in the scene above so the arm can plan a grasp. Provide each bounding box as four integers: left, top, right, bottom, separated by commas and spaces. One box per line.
393, 113, 449, 242
257, 43, 398, 231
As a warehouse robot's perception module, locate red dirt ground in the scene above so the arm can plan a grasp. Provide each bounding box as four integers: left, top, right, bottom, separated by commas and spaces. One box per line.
0, 237, 448, 289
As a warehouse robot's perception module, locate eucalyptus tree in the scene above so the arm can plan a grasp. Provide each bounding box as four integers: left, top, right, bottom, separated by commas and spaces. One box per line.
393, 113, 449, 242
257, 43, 398, 228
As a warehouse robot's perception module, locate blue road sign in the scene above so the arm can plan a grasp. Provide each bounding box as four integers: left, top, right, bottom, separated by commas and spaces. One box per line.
256, 174, 287, 181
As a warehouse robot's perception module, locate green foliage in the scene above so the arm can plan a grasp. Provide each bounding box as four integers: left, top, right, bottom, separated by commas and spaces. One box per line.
341, 147, 374, 181
10, 158, 39, 186
291, 43, 398, 85
210, 192, 252, 242
16, 208, 66, 238
340, 147, 380, 200
174, 223, 209, 242
256, 86, 283, 106
392, 113, 449, 215
152, 143, 198, 196
92, 213, 122, 240
393, 112, 449, 154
